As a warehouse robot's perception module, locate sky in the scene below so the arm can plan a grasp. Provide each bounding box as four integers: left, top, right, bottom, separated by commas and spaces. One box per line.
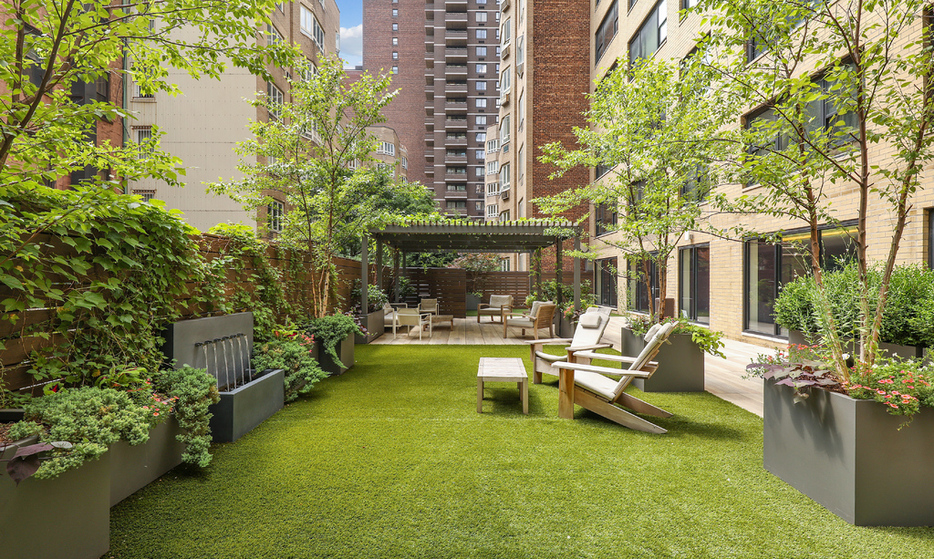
337, 1, 363, 68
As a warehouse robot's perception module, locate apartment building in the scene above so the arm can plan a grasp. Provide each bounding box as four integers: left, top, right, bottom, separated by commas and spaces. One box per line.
584, 0, 934, 344
363, 0, 504, 218
371, 125, 410, 183
128, 0, 340, 233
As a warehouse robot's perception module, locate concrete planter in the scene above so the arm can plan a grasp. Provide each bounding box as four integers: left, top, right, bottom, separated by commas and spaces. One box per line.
355, 309, 385, 344
763, 379, 934, 526
0, 437, 111, 559
319, 333, 355, 376
557, 315, 576, 338
878, 340, 925, 360
466, 293, 481, 312
621, 327, 705, 392
109, 416, 186, 507
209, 368, 285, 443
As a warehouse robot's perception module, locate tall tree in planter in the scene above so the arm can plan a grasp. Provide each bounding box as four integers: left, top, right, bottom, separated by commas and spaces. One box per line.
537, 57, 736, 321
701, 0, 934, 375
210, 58, 397, 318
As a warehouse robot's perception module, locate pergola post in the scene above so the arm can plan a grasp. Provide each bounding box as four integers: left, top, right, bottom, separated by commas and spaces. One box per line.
393, 249, 400, 303
375, 238, 384, 292
555, 239, 564, 309
574, 236, 581, 312
360, 236, 368, 314
535, 248, 543, 298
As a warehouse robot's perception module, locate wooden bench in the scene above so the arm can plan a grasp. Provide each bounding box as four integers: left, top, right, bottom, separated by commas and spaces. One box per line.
477, 357, 528, 414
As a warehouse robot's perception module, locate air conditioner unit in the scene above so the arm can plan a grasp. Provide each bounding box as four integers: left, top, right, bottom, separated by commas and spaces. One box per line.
501, 0, 512, 10
500, 91, 510, 106
501, 43, 511, 59
501, 188, 510, 200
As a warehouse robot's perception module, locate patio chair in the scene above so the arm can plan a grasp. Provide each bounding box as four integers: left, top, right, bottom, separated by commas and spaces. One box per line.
383, 302, 408, 333
503, 301, 556, 340
395, 308, 432, 340
552, 322, 677, 434
477, 294, 513, 323
419, 298, 439, 316
525, 306, 613, 384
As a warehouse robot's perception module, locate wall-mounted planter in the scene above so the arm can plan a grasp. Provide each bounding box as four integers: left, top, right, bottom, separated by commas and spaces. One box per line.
109, 416, 186, 507
209, 368, 285, 443
0, 438, 111, 559
355, 309, 385, 344
621, 327, 705, 392
319, 333, 355, 376
763, 379, 934, 526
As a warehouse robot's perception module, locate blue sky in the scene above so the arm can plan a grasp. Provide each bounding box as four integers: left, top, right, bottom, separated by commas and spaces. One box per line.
337, 1, 363, 68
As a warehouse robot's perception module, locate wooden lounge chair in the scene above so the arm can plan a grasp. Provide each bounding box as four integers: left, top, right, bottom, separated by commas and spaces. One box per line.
477, 294, 513, 323
525, 306, 613, 384
419, 298, 439, 316
552, 322, 677, 434
503, 301, 556, 340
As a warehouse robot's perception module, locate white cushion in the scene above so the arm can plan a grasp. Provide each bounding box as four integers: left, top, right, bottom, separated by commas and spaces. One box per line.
535, 351, 564, 363
489, 295, 512, 308
643, 323, 661, 343
508, 318, 535, 329
579, 313, 602, 329
574, 371, 619, 400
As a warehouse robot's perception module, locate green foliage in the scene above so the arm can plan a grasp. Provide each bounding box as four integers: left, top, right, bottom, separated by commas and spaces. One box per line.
525, 280, 595, 312
1, 187, 208, 383
350, 281, 389, 314
151, 365, 220, 468
775, 262, 934, 348
209, 57, 401, 318
8, 386, 168, 478
252, 330, 326, 403
629, 315, 725, 358
306, 314, 363, 370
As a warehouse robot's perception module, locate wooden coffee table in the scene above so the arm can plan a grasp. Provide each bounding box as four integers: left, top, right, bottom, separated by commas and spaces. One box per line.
477, 357, 529, 414
431, 314, 454, 329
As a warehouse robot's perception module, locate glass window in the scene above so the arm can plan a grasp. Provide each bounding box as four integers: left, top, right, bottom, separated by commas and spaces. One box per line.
500, 114, 510, 144
392, 8, 398, 17
477, 80, 487, 91
477, 46, 487, 57
929, 210, 934, 270
628, 257, 659, 314
501, 18, 512, 46
628, 0, 667, 66
392, 23, 398, 31
597, 258, 618, 307
476, 115, 487, 125
477, 29, 487, 40
595, 1, 619, 64
500, 163, 510, 188
268, 200, 284, 233
477, 11, 488, 23
517, 146, 524, 179
679, 245, 710, 324
392, 37, 398, 46
476, 98, 487, 109
476, 63, 487, 73
595, 202, 617, 236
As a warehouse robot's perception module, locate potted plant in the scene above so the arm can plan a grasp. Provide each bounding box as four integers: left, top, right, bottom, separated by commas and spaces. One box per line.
252, 329, 327, 402
351, 281, 389, 343
622, 315, 724, 392
306, 313, 363, 376
749, 346, 934, 525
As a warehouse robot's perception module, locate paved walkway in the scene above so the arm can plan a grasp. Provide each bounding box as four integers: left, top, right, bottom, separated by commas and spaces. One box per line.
372, 315, 769, 417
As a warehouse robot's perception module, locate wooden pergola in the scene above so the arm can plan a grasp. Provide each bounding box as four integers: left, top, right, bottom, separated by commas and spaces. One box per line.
361, 220, 584, 312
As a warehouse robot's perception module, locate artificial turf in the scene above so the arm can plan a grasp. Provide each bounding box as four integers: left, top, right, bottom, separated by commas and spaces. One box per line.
108, 345, 934, 558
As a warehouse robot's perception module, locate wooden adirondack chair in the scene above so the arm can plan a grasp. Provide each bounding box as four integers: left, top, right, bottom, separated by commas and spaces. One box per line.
525, 306, 613, 384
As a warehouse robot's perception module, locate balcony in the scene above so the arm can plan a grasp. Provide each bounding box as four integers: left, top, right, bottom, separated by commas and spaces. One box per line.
445, 135, 468, 146
444, 117, 468, 129
444, 46, 468, 59
446, 63, 468, 76
445, 0, 467, 6
445, 29, 468, 42
444, 99, 469, 112
444, 151, 468, 162
445, 81, 468, 93
444, 12, 468, 23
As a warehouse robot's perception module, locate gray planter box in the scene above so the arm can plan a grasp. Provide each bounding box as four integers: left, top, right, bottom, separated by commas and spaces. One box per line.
466, 293, 481, 312
621, 327, 705, 392
209, 368, 285, 443
0, 438, 111, 559
109, 416, 186, 507
319, 333, 355, 376
878, 340, 925, 360
763, 379, 934, 526
355, 309, 385, 344
557, 315, 576, 338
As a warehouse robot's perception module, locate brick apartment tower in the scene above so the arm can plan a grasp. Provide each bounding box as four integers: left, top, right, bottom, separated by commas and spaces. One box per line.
364, 0, 503, 218
485, 0, 591, 271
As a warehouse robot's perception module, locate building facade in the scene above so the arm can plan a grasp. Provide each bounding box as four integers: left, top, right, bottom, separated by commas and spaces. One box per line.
128, 0, 341, 233
363, 0, 504, 218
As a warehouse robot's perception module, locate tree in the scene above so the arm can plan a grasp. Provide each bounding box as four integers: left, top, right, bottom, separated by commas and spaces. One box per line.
210, 58, 415, 318
537, 56, 736, 321
701, 0, 934, 377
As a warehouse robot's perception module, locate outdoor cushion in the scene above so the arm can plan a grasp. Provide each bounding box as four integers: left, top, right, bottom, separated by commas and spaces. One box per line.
508, 318, 535, 329
573, 370, 619, 400
644, 323, 661, 342
579, 313, 602, 329
488, 295, 511, 308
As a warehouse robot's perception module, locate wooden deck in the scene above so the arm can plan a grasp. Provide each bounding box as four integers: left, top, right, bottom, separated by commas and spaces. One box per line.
370, 316, 769, 417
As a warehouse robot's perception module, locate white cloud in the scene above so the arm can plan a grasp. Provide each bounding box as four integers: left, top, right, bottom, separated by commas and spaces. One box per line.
340, 24, 363, 68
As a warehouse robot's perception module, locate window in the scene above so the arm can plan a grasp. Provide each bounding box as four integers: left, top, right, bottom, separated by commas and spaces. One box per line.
517, 146, 524, 179
476, 132, 486, 142
595, 1, 619, 64
679, 245, 710, 324
516, 36, 525, 74
476, 115, 488, 126
477, 46, 488, 57
929, 210, 934, 270
448, 200, 467, 209
595, 164, 613, 179
476, 63, 487, 73
300, 60, 317, 81
477, 11, 488, 23
487, 182, 500, 195
500, 66, 511, 93
392, 51, 398, 59
496, 46, 501, 56
377, 142, 396, 156
477, 29, 487, 40
595, 202, 617, 235
402, 156, 408, 169
681, 167, 710, 202
392, 37, 398, 46
500, 163, 511, 189
517, 93, 525, 127
628, 0, 667, 65
479, 0, 486, 3
447, 183, 467, 191
501, 18, 511, 46
628, 257, 659, 314
500, 115, 510, 145
476, 98, 487, 109
744, 225, 856, 335
268, 200, 284, 233
392, 65, 398, 74
486, 138, 499, 152
476, 149, 485, 159
267, 82, 283, 118
475, 166, 485, 177
300, 7, 325, 49
487, 160, 499, 175
596, 258, 618, 307
477, 80, 487, 91
487, 204, 499, 218
392, 23, 398, 31
500, 210, 510, 221
392, 8, 398, 17
683, 0, 698, 9
266, 24, 283, 46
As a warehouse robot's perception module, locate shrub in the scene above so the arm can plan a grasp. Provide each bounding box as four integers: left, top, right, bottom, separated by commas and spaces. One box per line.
253, 330, 327, 402
306, 314, 363, 370
151, 365, 220, 468
350, 281, 389, 314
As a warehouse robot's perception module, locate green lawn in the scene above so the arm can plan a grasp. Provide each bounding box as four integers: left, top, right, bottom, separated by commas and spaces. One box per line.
108, 345, 934, 558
